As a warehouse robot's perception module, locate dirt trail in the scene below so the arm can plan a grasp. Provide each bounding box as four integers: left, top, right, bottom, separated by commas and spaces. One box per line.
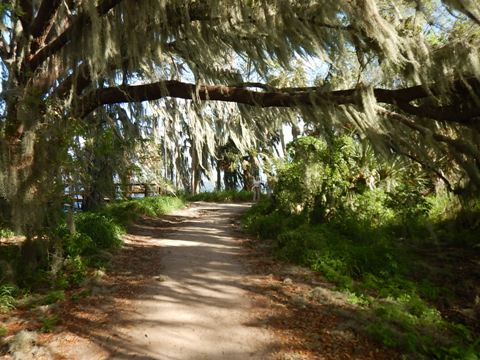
52, 202, 274, 360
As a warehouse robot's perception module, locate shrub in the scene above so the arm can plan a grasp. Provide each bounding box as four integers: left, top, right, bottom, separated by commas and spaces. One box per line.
0, 285, 17, 312
188, 190, 253, 202
102, 195, 185, 225
133, 196, 185, 216
244, 211, 292, 240
101, 201, 141, 226
64, 232, 95, 257
75, 213, 124, 249
0, 228, 14, 239
39, 314, 59, 333
44, 290, 64, 305
64, 255, 87, 285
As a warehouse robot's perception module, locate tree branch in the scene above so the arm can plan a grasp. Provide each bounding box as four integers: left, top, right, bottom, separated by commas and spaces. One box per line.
18, 0, 33, 32
0, 36, 10, 61
52, 63, 95, 99
76, 78, 480, 126
29, 0, 62, 53
27, 0, 123, 71
397, 102, 480, 125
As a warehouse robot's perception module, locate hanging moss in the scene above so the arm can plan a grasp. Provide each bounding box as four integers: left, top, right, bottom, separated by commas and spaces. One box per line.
0, 0, 479, 232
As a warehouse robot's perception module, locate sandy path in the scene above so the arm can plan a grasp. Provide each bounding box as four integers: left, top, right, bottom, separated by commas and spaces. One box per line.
58, 202, 273, 360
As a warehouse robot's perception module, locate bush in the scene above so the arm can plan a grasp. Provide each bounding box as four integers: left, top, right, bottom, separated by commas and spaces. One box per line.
75, 213, 124, 249
102, 195, 185, 225
0, 228, 14, 239
64, 255, 87, 285
188, 190, 253, 202
102, 201, 141, 226
133, 196, 185, 216
0, 285, 17, 312
44, 290, 64, 305
242, 136, 480, 357
39, 314, 59, 333
243, 197, 306, 239
245, 212, 286, 239
64, 232, 95, 257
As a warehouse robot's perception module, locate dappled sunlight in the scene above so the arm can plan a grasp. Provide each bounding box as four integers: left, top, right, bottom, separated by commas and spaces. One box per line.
51, 202, 274, 360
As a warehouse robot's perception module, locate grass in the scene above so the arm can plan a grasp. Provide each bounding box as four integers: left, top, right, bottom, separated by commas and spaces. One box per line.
187, 190, 253, 203
101, 195, 185, 226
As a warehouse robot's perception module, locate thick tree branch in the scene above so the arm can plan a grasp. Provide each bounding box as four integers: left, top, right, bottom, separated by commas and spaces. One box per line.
397, 102, 480, 124
27, 0, 217, 72
29, 0, 62, 53
28, 0, 123, 71
76, 79, 480, 126
18, 0, 33, 32
378, 106, 480, 185
52, 63, 94, 99
0, 36, 10, 61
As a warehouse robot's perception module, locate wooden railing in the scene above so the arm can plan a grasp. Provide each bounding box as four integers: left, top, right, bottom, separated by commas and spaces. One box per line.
65, 183, 165, 209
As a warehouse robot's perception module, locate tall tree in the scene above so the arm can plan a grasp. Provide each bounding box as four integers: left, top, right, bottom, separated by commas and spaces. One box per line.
0, 0, 479, 232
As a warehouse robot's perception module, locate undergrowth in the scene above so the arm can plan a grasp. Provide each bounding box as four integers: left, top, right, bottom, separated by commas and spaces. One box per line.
0, 228, 14, 239
243, 136, 480, 359
187, 190, 253, 203
0, 195, 185, 316
244, 196, 480, 359
102, 195, 185, 226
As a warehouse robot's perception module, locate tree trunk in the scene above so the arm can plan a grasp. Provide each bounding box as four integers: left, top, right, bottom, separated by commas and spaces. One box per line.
190, 142, 200, 195
82, 125, 116, 210
224, 169, 237, 190
216, 161, 222, 191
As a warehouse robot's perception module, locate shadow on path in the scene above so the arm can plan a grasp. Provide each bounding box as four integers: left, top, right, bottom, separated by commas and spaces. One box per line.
52, 202, 275, 360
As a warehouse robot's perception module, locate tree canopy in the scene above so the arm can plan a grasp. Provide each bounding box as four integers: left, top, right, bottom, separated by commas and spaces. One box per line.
0, 0, 479, 231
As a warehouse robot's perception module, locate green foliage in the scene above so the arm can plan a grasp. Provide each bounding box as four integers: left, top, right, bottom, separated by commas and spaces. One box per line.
53, 275, 70, 290
44, 290, 65, 305
273, 136, 358, 222
63, 256, 87, 286
188, 190, 253, 202
385, 183, 432, 222
39, 314, 59, 333
102, 195, 185, 225
247, 196, 478, 355
0, 195, 183, 319
65, 232, 94, 256
0, 325, 7, 337
75, 213, 124, 250
245, 211, 287, 240
245, 135, 480, 357
429, 196, 480, 247
130, 196, 185, 217
0, 285, 17, 312
101, 201, 141, 225
0, 228, 14, 239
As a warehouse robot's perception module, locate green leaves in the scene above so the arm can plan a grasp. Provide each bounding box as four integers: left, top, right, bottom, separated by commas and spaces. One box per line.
274, 135, 365, 222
